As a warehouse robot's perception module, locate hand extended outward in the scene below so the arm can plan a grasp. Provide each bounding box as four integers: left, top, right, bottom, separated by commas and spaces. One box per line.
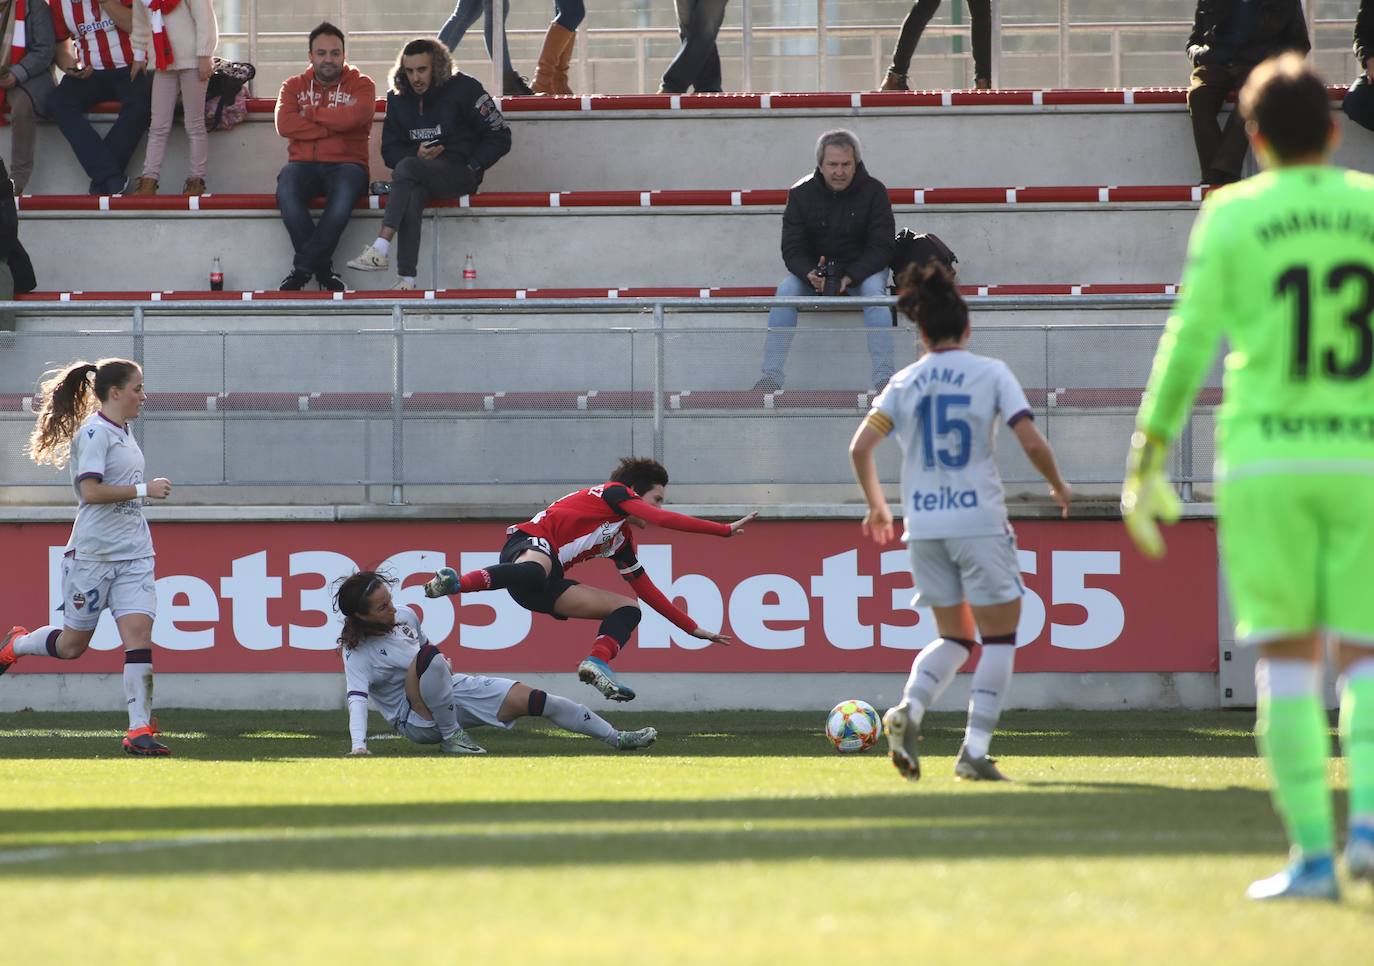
728, 511, 758, 535
691, 626, 731, 647
1121, 430, 1180, 559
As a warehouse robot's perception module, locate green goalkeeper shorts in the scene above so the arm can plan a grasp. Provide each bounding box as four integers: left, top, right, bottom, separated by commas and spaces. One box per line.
1217, 472, 1374, 644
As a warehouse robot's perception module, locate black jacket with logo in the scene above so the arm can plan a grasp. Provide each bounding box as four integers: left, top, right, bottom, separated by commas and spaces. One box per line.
1187, 0, 1310, 69
380, 71, 512, 178
779, 162, 895, 285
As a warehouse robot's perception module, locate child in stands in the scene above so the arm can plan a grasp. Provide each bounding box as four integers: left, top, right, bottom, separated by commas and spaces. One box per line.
129, 0, 218, 195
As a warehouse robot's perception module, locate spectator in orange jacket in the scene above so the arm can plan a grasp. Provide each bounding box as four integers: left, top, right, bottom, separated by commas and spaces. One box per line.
273, 21, 375, 292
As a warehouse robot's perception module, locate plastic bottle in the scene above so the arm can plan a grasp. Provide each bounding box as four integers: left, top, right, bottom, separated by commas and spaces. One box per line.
210, 256, 224, 292
462, 253, 477, 290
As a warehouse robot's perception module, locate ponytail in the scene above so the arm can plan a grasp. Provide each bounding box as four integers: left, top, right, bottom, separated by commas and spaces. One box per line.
27, 358, 141, 467
895, 263, 969, 346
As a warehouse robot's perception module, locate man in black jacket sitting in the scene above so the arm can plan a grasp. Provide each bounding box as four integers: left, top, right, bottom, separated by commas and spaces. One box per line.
347, 37, 512, 290
753, 129, 896, 393
1186, 0, 1310, 184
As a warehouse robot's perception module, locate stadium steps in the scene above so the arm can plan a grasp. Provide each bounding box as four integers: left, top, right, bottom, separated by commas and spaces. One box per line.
7, 88, 1365, 195
15, 185, 1208, 291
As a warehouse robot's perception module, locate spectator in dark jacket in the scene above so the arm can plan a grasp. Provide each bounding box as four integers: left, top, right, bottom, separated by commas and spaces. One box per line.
1, 0, 57, 195
753, 129, 896, 393
1186, 0, 1310, 184
1343, 0, 1374, 131
347, 37, 511, 290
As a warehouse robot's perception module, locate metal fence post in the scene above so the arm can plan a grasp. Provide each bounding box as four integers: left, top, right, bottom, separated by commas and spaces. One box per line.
1179, 417, 1195, 503
989, 0, 1002, 90
816, 0, 829, 90
1059, 0, 1071, 87
741, 0, 753, 92
247, 0, 258, 79
492, 0, 506, 97
653, 302, 665, 464
131, 305, 146, 449
391, 303, 406, 505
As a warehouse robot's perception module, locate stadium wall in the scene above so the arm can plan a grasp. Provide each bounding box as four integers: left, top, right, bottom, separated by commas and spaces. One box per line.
0, 506, 1232, 712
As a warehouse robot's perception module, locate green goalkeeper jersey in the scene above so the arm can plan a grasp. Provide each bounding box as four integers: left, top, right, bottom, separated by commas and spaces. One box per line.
1137, 164, 1374, 479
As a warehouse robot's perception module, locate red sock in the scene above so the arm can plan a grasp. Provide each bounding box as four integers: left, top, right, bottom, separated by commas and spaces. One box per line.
459, 569, 492, 593
589, 635, 620, 662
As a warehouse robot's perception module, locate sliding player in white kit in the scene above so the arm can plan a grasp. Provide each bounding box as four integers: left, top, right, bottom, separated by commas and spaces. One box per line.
0, 359, 174, 756
336, 571, 658, 755
849, 265, 1071, 781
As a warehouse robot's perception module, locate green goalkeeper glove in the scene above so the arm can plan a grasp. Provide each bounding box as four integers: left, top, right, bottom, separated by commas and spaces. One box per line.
1121, 430, 1180, 559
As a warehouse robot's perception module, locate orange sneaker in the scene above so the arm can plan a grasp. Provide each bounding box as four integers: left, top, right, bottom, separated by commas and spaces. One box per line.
0, 626, 27, 676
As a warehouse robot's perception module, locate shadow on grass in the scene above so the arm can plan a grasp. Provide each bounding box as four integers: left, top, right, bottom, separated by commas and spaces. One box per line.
0, 709, 1264, 760
0, 786, 1292, 876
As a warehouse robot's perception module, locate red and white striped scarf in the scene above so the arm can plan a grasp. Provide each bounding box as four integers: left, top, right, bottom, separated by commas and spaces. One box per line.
0, 0, 27, 125
140, 0, 181, 70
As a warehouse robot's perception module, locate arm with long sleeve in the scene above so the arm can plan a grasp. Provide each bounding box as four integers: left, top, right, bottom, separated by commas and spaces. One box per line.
275, 77, 329, 142
1282, 1, 1312, 55
11, 0, 56, 86
189, 0, 219, 57
343, 650, 372, 752
780, 189, 815, 280
617, 497, 733, 536
462, 88, 513, 173
379, 99, 412, 170
845, 183, 896, 284
625, 569, 698, 634
1358, 1, 1373, 68
313, 74, 376, 133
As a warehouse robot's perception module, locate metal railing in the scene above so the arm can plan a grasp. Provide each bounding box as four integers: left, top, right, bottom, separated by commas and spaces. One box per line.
215, 0, 1359, 95
0, 295, 1201, 505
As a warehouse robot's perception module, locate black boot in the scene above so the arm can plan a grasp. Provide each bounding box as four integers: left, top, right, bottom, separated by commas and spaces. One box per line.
503, 70, 534, 96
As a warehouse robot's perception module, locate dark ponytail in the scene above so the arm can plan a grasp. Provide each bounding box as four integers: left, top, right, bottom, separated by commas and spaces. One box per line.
895, 263, 969, 347
335, 570, 396, 650
27, 358, 140, 467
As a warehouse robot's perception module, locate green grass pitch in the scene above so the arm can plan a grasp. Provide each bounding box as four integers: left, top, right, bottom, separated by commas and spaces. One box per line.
1, 709, 1370, 964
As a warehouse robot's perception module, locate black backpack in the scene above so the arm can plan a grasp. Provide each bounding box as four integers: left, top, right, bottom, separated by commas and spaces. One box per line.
204, 59, 256, 132
892, 228, 958, 283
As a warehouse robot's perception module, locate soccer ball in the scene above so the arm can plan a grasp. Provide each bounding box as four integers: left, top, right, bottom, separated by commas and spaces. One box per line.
825, 699, 881, 753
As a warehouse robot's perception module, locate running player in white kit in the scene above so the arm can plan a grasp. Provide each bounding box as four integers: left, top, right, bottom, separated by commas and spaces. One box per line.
849, 265, 1071, 782
0, 359, 174, 756
336, 572, 658, 755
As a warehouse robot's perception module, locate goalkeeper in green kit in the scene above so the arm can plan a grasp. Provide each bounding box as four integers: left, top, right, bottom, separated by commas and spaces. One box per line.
1124, 54, 1374, 902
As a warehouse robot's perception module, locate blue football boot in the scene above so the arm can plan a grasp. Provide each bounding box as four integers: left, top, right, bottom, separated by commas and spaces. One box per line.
424, 567, 461, 598
577, 657, 636, 702
1245, 853, 1339, 901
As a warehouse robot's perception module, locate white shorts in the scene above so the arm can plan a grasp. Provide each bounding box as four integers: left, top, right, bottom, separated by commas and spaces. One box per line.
396, 673, 519, 743
908, 532, 1023, 608
60, 555, 157, 631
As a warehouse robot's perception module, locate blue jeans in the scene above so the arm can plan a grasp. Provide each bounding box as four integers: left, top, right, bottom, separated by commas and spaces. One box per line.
275, 161, 368, 274
761, 270, 894, 389
440, 0, 515, 75
46, 66, 152, 194
554, 0, 586, 31
662, 0, 728, 93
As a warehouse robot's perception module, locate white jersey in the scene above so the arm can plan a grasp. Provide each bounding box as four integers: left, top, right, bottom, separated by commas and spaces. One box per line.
868, 348, 1032, 540
67, 412, 154, 562
342, 606, 427, 728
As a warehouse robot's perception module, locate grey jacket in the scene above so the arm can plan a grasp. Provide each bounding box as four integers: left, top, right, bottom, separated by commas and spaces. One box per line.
6, 0, 56, 117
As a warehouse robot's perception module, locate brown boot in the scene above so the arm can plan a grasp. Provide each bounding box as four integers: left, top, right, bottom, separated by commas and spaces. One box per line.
130, 176, 159, 196
532, 23, 575, 95
879, 69, 908, 92
553, 29, 576, 95
182, 177, 207, 195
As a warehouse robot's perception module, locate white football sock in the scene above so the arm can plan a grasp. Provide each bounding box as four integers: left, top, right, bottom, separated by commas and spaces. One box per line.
541, 693, 618, 747
901, 637, 971, 728
964, 644, 1016, 759
417, 655, 461, 739
372, 237, 391, 256
123, 651, 154, 731
14, 626, 60, 657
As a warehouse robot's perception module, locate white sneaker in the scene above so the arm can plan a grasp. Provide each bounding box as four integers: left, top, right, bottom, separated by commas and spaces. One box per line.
616, 727, 657, 751
347, 244, 389, 272
439, 729, 486, 755
388, 279, 417, 291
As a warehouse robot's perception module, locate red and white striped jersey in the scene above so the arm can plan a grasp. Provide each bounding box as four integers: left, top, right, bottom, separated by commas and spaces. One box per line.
513, 482, 641, 570
53, 0, 135, 72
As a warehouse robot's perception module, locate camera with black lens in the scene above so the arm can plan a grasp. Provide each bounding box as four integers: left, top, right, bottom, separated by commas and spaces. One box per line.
816, 260, 846, 296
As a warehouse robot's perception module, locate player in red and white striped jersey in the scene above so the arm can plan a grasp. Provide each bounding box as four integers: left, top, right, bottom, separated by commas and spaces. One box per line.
48, 0, 151, 195
424, 457, 757, 702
